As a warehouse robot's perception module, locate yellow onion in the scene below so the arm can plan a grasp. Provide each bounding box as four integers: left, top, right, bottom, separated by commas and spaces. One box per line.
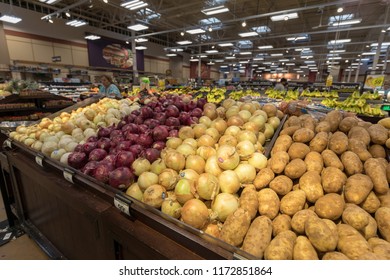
236, 140, 255, 160
164, 151, 186, 171
150, 159, 166, 175
197, 134, 216, 147
197, 173, 220, 200
238, 110, 252, 122
225, 106, 240, 118
132, 158, 151, 176
166, 137, 183, 149
227, 115, 244, 127
258, 132, 266, 145
224, 126, 241, 137
138, 171, 159, 191
205, 155, 223, 176
242, 121, 260, 134
218, 170, 241, 194
252, 110, 268, 121
252, 102, 261, 110
61, 122, 75, 134
234, 163, 256, 183
240, 102, 257, 114
263, 123, 275, 140
205, 127, 220, 142
181, 199, 209, 229
126, 183, 143, 201
211, 118, 227, 134
161, 199, 181, 219
218, 135, 238, 147
176, 143, 196, 157
237, 130, 257, 144
199, 116, 212, 127
222, 99, 236, 109
267, 116, 281, 130
185, 155, 205, 174
193, 124, 207, 138
158, 169, 178, 190
262, 104, 277, 117
202, 223, 221, 238
160, 148, 176, 161
211, 193, 239, 222
183, 138, 198, 149
203, 107, 218, 120
179, 127, 194, 140
249, 115, 266, 131
174, 178, 196, 204
179, 169, 199, 182
216, 107, 226, 119
204, 103, 217, 111
248, 152, 268, 170
197, 146, 216, 160
216, 145, 240, 170
143, 184, 166, 208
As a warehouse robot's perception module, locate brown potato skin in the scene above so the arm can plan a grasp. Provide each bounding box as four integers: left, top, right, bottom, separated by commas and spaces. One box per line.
258, 188, 280, 220
344, 174, 373, 204
322, 252, 350, 260
291, 209, 318, 235
309, 131, 329, 153
337, 224, 371, 260
342, 203, 370, 231
280, 126, 301, 137
293, 128, 315, 143
368, 237, 390, 259
369, 144, 386, 158
293, 236, 319, 260
264, 230, 297, 260
348, 126, 371, 146
284, 158, 307, 179
220, 208, 251, 247
375, 207, 390, 242
321, 166, 347, 193
321, 149, 344, 170
304, 151, 323, 174
378, 191, 390, 208
280, 190, 306, 216
324, 110, 343, 132
315, 121, 331, 133
288, 142, 310, 160
272, 214, 292, 237
271, 134, 293, 155
305, 216, 338, 252
242, 216, 273, 259
299, 171, 323, 203
339, 117, 359, 133
315, 193, 344, 220
364, 158, 389, 195
340, 151, 363, 176
253, 168, 274, 190
360, 215, 378, 240
360, 191, 381, 214
329, 131, 349, 155
269, 151, 290, 174
270, 175, 293, 196
368, 124, 388, 145
348, 139, 372, 162
239, 185, 259, 220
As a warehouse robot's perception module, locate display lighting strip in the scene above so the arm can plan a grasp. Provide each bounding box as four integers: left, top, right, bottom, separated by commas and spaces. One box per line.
253, 57, 264, 61
361, 52, 377, 55
135, 38, 148, 42
127, 24, 149, 31
121, 0, 148, 10
186, 28, 206, 34
225, 56, 236, 59
170, 48, 184, 52
201, 5, 229, 16
85, 34, 101, 40
66, 20, 87, 27
270, 12, 298, 21
331, 19, 362, 26
0, 14, 22, 24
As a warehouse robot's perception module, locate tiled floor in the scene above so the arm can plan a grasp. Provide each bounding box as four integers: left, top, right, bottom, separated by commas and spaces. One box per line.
0, 191, 49, 260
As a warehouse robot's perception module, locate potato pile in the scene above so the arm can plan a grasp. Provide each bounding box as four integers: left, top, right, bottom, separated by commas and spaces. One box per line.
223, 110, 390, 260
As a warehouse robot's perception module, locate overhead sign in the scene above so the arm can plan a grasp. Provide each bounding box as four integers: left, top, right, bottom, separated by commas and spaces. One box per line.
52, 56, 61, 62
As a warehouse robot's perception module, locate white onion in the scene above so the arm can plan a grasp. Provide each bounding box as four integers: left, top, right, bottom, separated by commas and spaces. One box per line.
211, 119, 227, 134
197, 173, 220, 200
237, 130, 257, 144
211, 193, 239, 222
181, 199, 209, 229
166, 137, 183, 149
205, 155, 223, 176
60, 152, 72, 165
218, 135, 238, 147
205, 127, 220, 142
234, 163, 256, 183
249, 115, 266, 131
150, 159, 166, 175
267, 116, 281, 130
238, 110, 252, 122
138, 171, 159, 192
143, 184, 166, 208
258, 132, 266, 145
197, 135, 216, 147
174, 178, 196, 204
193, 124, 207, 138
225, 106, 240, 118
183, 138, 198, 149
132, 158, 151, 176
161, 199, 181, 219
227, 115, 244, 127
222, 99, 236, 109
224, 126, 241, 137
164, 151, 186, 171
218, 170, 241, 194
179, 169, 200, 182
199, 116, 212, 127
176, 143, 196, 157
236, 140, 255, 160
240, 102, 256, 114
179, 127, 194, 140
125, 183, 143, 201
158, 169, 178, 190
216, 145, 240, 170
185, 155, 205, 174
196, 146, 216, 160
263, 123, 275, 140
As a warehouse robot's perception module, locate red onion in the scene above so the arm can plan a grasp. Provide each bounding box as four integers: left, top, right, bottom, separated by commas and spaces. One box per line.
111, 135, 125, 146
154, 106, 163, 113
179, 112, 191, 125
122, 123, 139, 134
184, 101, 197, 112
116, 120, 127, 130
191, 108, 203, 118
143, 148, 160, 163
74, 144, 84, 153
165, 117, 180, 127
197, 98, 207, 109
129, 144, 143, 157
109, 167, 134, 189
124, 131, 139, 144
115, 151, 135, 168
134, 116, 144, 125
139, 133, 154, 147
168, 129, 179, 137
87, 136, 98, 143
166, 105, 180, 118
131, 109, 141, 116
145, 119, 160, 129
109, 147, 119, 155
110, 129, 123, 139
152, 141, 166, 151
124, 114, 135, 123
97, 137, 111, 151
152, 126, 169, 142
173, 100, 184, 111
93, 163, 113, 183
102, 154, 117, 166
141, 106, 154, 119
117, 141, 132, 151
81, 161, 99, 175
147, 101, 158, 109
89, 148, 108, 161
138, 124, 149, 134
68, 152, 87, 169
98, 126, 113, 138
153, 113, 167, 124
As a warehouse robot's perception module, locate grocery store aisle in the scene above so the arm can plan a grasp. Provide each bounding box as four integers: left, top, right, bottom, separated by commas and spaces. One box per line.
0, 191, 49, 260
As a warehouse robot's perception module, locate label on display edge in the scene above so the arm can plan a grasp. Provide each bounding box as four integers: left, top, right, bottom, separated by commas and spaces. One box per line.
114, 196, 131, 216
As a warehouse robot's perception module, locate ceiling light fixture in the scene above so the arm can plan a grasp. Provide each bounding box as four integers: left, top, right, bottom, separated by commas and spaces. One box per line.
0, 14, 22, 24
286, 35, 308, 41
66, 19, 87, 27
205, 50, 218, 53
176, 40, 192, 45
65, 11, 71, 17
218, 43, 233, 47
332, 18, 362, 26
121, 0, 148, 10
337, 7, 344, 13
135, 38, 148, 43
103, 0, 108, 3
85, 34, 101, 40
39, 0, 60, 4
362, 52, 376, 55
271, 12, 298, 22
258, 45, 273, 49
208, 26, 213, 32
242, 21, 247, 27
127, 24, 149, 31
180, 31, 185, 36
270, 53, 283, 57
186, 28, 206, 34
166, 53, 177, 57
201, 5, 229, 16
125, 41, 129, 44
135, 46, 147, 50
238, 31, 258, 37
328, 39, 351, 44
330, 49, 346, 53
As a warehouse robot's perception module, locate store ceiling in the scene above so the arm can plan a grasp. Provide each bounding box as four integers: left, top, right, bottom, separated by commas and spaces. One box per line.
2, 0, 390, 74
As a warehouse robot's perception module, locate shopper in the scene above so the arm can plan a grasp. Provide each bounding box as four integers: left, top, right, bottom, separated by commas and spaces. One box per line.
274, 78, 288, 91
99, 75, 122, 99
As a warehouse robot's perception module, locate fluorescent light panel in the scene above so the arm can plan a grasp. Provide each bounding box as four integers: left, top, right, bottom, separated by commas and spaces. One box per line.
332, 19, 362, 26
270, 53, 283, 56
39, 0, 59, 4
166, 53, 177, 57
135, 46, 147, 50
186, 28, 205, 34
201, 5, 229, 15
0, 15, 22, 24
121, 1, 148, 10
176, 40, 192, 45
330, 49, 345, 53
258, 45, 273, 49
240, 51, 252, 55
253, 57, 264, 61
271, 12, 298, 21
135, 38, 148, 42
225, 56, 236, 59
286, 36, 308, 41
205, 50, 218, 53
66, 19, 87, 27
362, 52, 376, 55
328, 39, 351, 44
218, 43, 234, 47
127, 24, 149, 31
238, 31, 258, 37
85, 34, 100, 40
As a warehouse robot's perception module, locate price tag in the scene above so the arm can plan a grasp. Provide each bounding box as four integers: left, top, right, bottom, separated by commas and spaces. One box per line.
63, 169, 74, 184
35, 154, 44, 167
114, 196, 131, 216
3, 139, 12, 149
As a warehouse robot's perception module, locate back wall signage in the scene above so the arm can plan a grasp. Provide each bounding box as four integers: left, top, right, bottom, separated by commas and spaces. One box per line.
87, 38, 144, 71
